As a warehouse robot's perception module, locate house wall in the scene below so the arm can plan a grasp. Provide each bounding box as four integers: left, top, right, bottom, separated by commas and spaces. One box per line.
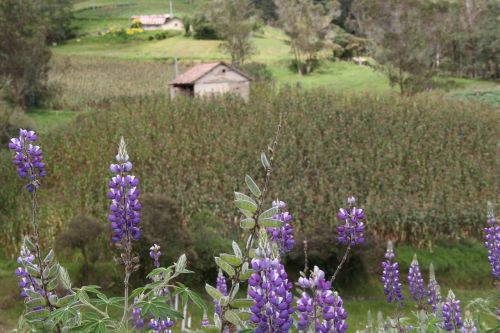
194, 64, 250, 100
142, 19, 184, 31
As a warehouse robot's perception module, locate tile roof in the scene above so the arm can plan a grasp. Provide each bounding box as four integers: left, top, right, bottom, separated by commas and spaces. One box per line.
170, 62, 223, 85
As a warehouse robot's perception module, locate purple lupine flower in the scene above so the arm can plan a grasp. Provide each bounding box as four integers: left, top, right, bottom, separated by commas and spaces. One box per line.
107, 137, 141, 244
150, 244, 161, 268
408, 254, 426, 304
15, 245, 42, 298
442, 290, 463, 331
201, 310, 210, 327
484, 202, 499, 279
428, 263, 442, 314
267, 200, 295, 254
248, 246, 294, 333
149, 317, 174, 333
132, 306, 144, 329
337, 196, 365, 245
296, 266, 348, 333
381, 241, 404, 305
461, 311, 477, 333
8, 129, 46, 192
214, 269, 228, 315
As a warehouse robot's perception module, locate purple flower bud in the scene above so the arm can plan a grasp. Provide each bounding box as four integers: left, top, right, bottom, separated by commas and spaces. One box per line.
267, 201, 295, 254
337, 198, 365, 246
381, 241, 404, 305
408, 255, 426, 304
150, 244, 161, 268
442, 290, 463, 331
8, 129, 46, 191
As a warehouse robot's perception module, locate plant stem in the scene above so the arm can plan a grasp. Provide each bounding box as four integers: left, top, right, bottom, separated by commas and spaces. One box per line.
220, 113, 283, 333
330, 242, 352, 284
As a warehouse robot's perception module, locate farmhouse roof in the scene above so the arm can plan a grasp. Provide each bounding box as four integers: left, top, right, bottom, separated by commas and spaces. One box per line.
169, 62, 251, 85
131, 14, 173, 26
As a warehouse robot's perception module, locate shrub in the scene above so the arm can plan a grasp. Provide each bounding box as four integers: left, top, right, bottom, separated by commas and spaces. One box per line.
239, 62, 274, 82
192, 13, 219, 40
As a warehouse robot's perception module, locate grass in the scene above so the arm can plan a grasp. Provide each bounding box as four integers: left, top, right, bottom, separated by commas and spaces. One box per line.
26, 109, 81, 133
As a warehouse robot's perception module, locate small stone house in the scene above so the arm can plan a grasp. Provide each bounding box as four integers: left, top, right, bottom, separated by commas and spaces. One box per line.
169, 62, 251, 100
131, 15, 183, 31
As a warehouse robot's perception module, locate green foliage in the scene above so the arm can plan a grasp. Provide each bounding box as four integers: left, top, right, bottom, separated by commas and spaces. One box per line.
0, 0, 52, 108
42, 0, 76, 44
192, 13, 219, 40
239, 62, 274, 82
1, 89, 498, 255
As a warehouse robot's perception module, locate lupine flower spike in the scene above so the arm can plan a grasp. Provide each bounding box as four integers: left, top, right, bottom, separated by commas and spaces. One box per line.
427, 263, 442, 314
442, 290, 463, 331
461, 311, 477, 333
381, 241, 404, 305
267, 200, 295, 254
337, 196, 365, 245
150, 244, 161, 268
214, 269, 228, 316
484, 202, 499, 279
149, 317, 174, 333
201, 310, 210, 328
408, 254, 426, 305
107, 137, 141, 244
296, 266, 348, 333
248, 243, 294, 333
8, 129, 46, 192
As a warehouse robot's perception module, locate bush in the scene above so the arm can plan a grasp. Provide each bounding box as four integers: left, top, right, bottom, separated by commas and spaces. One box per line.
239, 62, 274, 82
192, 13, 219, 40
1, 89, 498, 255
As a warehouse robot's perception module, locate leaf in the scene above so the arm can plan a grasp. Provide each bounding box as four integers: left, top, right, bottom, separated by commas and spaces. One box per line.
215, 257, 235, 277
25, 308, 50, 321
55, 294, 75, 308
46, 277, 58, 291
26, 297, 47, 309
235, 199, 257, 214
224, 310, 240, 326
261, 153, 270, 169
259, 218, 282, 228
220, 254, 242, 266
240, 218, 256, 229
43, 263, 59, 280
232, 241, 242, 258
238, 328, 255, 333
25, 262, 41, 278
230, 298, 254, 308
259, 206, 278, 220
43, 249, 55, 266
136, 297, 183, 320
230, 283, 239, 299
58, 266, 72, 290
146, 267, 173, 280
234, 192, 256, 204
205, 284, 223, 301
239, 269, 253, 281
245, 175, 261, 198
175, 254, 187, 273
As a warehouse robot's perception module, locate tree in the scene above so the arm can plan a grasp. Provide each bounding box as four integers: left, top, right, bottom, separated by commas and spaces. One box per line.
351, 0, 434, 95
207, 0, 258, 65
0, 0, 51, 109
42, 0, 75, 44
274, 0, 336, 75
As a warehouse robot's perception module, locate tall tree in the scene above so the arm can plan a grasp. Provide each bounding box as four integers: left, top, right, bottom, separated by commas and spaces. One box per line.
351, 0, 434, 95
0, 0, 51, 109
274, 0, 336, 75
42, 0, 75, 44
208, 0, 258, 65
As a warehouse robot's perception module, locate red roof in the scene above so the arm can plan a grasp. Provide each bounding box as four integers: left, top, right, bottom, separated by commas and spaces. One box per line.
170, 62, 223, 85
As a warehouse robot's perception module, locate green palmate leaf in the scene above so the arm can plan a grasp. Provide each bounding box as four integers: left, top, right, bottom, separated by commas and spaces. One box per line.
25, 263, 41, 278
245, 175, 261, 198
259, 206, 278, 220
130, 287, 146, 299
175, 254, 187, 273
235, 199, 257, 214
261, 153, 270, 169
43, 249, 55, 266
136, 297, 183, 319
25, 308, 50, 321
46, 277, 58, 291
26, 297, 47, 308
146, 267, 173, 280
232, 241, 242, 258
240, 218, 255, 229
224, 310, 240, 326
259, 218, 282, 228
215, 257, 236, 277
176, 283, 206, 310
234, 192, 256, 204
230, 298, 254, 308
43, 263, 59, 280
220, 254, 242, 266
205, 284, 223, 301
56, 294, 75, 308
58, 266, 72, 290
